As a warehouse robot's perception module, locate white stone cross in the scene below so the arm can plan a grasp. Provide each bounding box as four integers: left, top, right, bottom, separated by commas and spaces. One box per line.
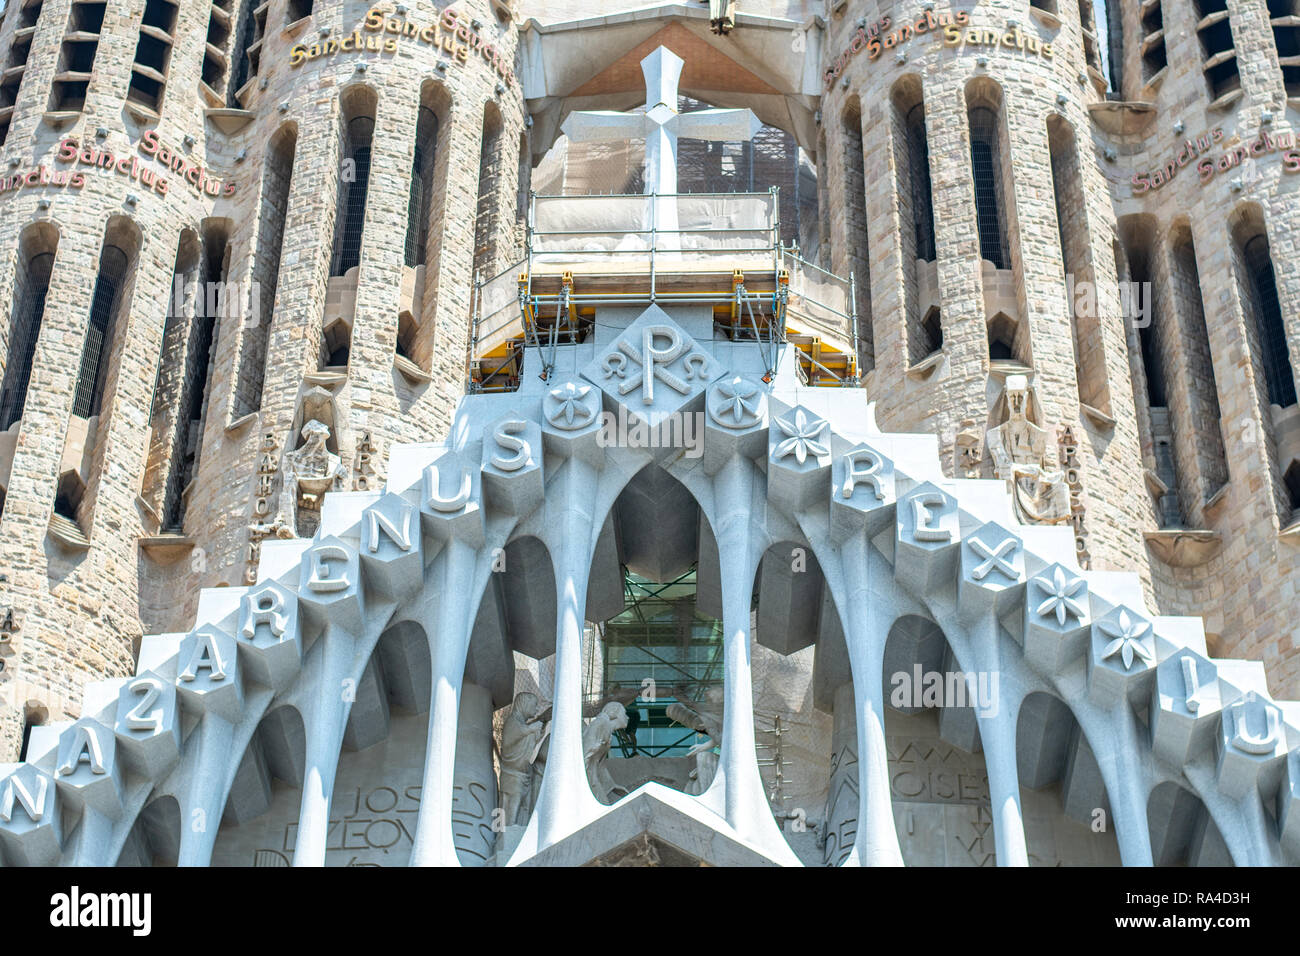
560, 46, 763, 243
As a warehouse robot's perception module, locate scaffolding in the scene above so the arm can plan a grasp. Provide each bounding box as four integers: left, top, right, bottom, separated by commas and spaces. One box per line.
467, 187, 860, 394
599, 566, 724, 760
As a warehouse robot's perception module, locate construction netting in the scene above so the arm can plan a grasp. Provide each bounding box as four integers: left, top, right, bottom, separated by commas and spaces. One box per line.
532, 96, 820, 258
529, 191, 777, 258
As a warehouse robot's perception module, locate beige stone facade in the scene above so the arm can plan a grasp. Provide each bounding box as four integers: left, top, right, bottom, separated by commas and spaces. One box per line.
0, 0, 1299, 763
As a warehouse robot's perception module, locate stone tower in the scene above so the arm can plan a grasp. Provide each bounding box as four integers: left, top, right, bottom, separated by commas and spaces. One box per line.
0, 0, 525, 757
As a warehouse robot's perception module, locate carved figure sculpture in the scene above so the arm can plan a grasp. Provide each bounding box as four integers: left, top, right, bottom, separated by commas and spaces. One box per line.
499, 692, 550, 827
667, 688, 723, 795
273, 420, 344, 538
985, 375, 1071, 524
583, 702, 630, 804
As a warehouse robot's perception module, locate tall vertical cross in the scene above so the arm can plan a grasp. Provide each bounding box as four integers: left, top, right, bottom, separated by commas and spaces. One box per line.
560, 46, 763, 243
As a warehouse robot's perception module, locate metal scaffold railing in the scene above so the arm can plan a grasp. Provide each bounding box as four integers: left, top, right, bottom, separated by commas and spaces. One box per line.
467, 187, 860, 393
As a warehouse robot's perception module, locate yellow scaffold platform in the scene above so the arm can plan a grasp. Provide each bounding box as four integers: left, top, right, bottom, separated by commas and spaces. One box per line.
467, 190, 860, 393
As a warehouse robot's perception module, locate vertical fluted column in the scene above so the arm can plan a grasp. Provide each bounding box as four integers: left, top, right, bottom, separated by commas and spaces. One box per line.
710, 457, 793, 854
1084, 705, 1153, 866
962, 616, 1028, 867
292, 626, 355, 867
409, 538, 477, 866
175, 717, 236, 866
836, 535, 904, 867
533, 457, 603, 850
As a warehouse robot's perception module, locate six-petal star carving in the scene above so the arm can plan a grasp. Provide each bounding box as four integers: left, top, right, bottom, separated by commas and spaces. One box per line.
709, 376, 761, 428
1099, 609, 1154, 670
773, 409, 829, 465
1033, 567, 1087, 626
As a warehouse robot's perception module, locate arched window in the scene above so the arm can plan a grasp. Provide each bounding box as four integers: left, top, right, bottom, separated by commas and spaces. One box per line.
968, 106, 1007, 270
331, 103, 376, 277
906, 104, 936, 264
234, 122, 295, 419
1048, 115, 1109, 415
1140, 0, 1167, 83
72, 243, 130, 419
1169, 224, 1228, 507
0, 226, 58, 430
1272, 0, 1300, 96
226, 0, 266, 107
404, 106, 438, 268
472, 102, 504, 283
1241, 233, 1296, 409
841, 98, 873, 370
49, 0, 104, 112
157, 224, 226, 531
893, 78, 936, 366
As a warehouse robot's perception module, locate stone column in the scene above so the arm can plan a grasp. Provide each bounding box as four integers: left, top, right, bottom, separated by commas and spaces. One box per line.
292, 626, 354, 867
409, 537, 477, 866
533, 457, 603, 850
711, 456, 790, 853
836, 535, 904, 867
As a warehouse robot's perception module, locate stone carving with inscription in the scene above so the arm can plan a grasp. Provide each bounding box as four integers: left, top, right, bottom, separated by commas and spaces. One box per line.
666, 689, 723, 795
500, 692, 550, 826
272, 420, 344, 538
985, 375, 1071, 525
583, 702, 630, 804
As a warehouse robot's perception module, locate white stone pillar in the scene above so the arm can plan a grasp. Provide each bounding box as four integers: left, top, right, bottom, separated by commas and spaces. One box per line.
409, 538, 477, 866
534, 458, 603, 850
175, 718, 235, 866
976, 699, 1028, 867
1081, 705, 1153, 866
711, 457, 780, 847
837, 535, 904, 867
292, 628, 353, 867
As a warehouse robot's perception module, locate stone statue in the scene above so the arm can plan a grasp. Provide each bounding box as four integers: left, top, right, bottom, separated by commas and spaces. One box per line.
499, 692, 550, 827
985, 375, 1071, 525
583, 702, 630, 804
272, 419, 344, 538
667, 689, 723, 795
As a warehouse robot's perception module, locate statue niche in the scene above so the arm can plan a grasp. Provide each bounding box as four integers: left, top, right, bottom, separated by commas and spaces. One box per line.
985, 375, 1071, 525
272, 419, 344, 539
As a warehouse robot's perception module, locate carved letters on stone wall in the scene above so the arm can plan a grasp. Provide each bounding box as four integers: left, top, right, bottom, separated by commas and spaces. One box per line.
245, 430, 281, 585
252, 784, 422, 867
1057, 424, 1091, 569
353, 430, 380, 491
820, 742, 858, 867
0, 606, 18, 676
